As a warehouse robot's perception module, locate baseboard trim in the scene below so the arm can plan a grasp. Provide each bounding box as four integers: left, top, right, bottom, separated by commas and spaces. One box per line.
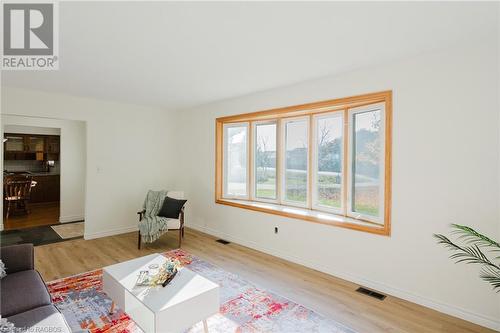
59, 215, 85, 223
84, 225, 138, 240
187, 223, 500, 332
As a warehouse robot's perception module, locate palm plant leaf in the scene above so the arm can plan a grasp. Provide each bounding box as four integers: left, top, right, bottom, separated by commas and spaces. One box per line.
434, 234, 499, 268
434, 231, 500, 291
450, 224, 500, 250
480, 267, 500, 292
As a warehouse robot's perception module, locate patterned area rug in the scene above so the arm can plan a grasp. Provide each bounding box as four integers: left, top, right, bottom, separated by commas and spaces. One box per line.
47, 249, 356, 333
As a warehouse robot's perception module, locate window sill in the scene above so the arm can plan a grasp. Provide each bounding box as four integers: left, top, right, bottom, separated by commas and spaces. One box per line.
216, 198, 390, 236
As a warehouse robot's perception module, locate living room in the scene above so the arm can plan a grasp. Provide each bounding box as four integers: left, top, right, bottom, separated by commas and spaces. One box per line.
0, 1, 499, 333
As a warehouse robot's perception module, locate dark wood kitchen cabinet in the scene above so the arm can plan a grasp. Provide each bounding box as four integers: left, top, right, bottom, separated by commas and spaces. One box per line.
46, 136, 60, 153
26, 136, 45, 152
4, 134, 25, 152
30, 175, 60, 203
4, 134, 60, 161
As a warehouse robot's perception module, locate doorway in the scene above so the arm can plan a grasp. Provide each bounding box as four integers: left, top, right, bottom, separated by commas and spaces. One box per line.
1, 116, 86, 246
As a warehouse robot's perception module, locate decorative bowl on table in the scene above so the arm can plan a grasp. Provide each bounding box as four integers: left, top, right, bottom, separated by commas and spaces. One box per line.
135, 258, 181, 287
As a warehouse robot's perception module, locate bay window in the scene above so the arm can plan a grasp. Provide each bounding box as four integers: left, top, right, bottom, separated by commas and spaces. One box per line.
216, 91, 392, 236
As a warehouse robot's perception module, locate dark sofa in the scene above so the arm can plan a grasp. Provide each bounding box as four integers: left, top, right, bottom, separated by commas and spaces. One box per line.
0, 244, 71, 332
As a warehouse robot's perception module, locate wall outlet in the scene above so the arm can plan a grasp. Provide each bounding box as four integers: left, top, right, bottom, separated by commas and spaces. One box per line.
274, 227, 278, 234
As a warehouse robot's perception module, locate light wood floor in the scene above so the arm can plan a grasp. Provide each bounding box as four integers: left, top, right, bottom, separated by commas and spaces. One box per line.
4, 202, 60, 230
34, 228, 493, 333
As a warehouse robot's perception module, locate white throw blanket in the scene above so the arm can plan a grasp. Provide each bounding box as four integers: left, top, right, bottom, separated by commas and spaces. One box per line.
138, 190, 170, 243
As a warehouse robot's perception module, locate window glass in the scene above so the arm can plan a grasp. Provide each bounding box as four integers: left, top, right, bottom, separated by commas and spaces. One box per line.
315, 115, 343, 209
352, 110, 382, 217
284, 119, 308, 204
224, 124, 248, 197
255, 123, 277, 200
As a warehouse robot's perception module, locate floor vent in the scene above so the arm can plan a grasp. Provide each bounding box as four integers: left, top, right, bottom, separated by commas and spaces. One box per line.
356, 287, 386, 300
216, 239, 231, 245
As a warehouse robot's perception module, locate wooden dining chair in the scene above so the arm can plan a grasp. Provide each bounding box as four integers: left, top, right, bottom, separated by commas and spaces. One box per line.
4, 175, 36, 220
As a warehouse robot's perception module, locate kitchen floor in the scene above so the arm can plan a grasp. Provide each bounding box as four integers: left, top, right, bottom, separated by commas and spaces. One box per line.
3, 202, 60, 230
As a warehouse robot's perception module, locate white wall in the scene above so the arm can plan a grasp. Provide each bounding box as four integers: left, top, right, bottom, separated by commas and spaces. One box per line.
2, 117, 85, 223
1, 88, 179, 238
4, 125, 60, 135
175, 39, 500, 330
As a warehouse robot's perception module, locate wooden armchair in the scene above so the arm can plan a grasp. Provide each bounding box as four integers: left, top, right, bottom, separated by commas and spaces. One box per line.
137, 191, 186, 249
137, 207, 184, 249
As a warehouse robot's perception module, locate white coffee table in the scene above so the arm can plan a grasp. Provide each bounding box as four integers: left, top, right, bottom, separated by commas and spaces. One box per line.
102, 253, 219, 333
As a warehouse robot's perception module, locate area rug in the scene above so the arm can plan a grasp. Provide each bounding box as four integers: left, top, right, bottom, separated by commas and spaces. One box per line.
51, 221, 85, 239
1, 225, 66, 247
47, 249, 356, 333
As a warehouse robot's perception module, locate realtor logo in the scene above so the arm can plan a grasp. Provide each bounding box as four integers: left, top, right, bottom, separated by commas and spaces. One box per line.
2, 1, 59, 70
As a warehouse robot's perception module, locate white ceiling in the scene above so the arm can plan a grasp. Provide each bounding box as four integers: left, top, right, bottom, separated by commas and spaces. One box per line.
2, 1, 498, 110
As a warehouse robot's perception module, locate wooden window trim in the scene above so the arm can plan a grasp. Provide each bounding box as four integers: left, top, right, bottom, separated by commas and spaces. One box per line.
215, 90, 392, 236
